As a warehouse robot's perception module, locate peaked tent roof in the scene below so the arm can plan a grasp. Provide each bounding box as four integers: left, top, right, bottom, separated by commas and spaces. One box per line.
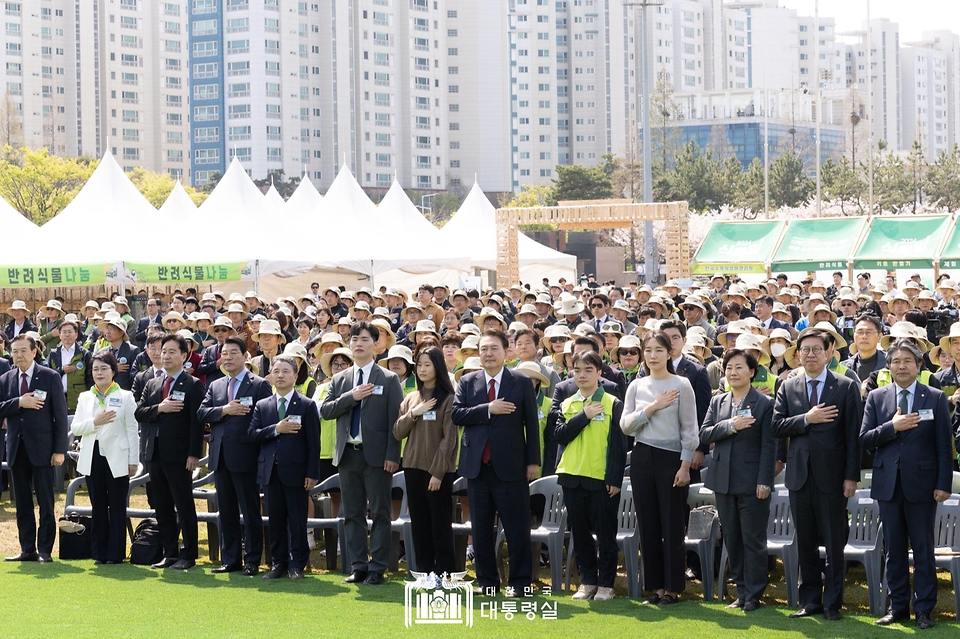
158, 180, 198, 226
438, 182, 576, 276
0, 193, 41, 265
378, 179, 440, 236
263, 183, 286, 214
39, 149, 156, 263
284, 175, 323, 227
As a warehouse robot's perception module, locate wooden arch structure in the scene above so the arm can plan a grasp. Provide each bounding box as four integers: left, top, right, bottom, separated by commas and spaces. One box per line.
494, 200, 691, 289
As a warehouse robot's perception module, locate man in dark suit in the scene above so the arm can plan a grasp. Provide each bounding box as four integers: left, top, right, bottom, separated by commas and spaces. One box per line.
860, 339, 954, 630
754, 295, 790, 334
772, 329, 862, 621
0, 334, 68, 562
198, 337, 273, 576
247, 354, 320, 580
100, 314, 140, 390
135, 334, 205, 570
135, 298, 163, 349
196, 316, 236, 385
3, 300, 38, 342
453, 330, 540, 597
320, 321, 402, 586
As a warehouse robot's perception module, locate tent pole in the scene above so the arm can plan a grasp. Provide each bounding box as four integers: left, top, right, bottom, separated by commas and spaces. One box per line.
370, 260, 375, 290
254, 260, 260, 295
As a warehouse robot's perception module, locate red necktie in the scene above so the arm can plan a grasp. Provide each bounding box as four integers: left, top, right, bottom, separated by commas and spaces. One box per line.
481, 379, 495, 464
19, 372, 28, 396
162, 376, 174, 400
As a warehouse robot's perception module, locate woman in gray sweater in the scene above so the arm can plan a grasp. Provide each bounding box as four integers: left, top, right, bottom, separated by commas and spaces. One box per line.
621, 331, 699, 606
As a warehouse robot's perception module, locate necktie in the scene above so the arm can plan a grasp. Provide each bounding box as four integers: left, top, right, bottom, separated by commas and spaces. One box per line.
350, 368, 363, 438
154, 368, 162, 379
278, 396, 287, 420
809, 379, 820, 406
481, 379, 496, 464
899, 388, 910, 415
19, 372, 28, 396
162, 375, 174, 400
227, 376, 236, 401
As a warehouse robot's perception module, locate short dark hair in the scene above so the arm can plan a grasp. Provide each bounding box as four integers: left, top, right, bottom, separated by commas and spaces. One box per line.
59, 320, 79, 334
637, 305, 657, 321
222, 336, 248, 355
659, 319, 687, 338
854, 314, 883, 333
589, 293, 610, 307
755, 295, 775, 308
722, 348, 758, 381
145, 333, 166, 347
295, 317, 314, 329
272, 354, 299, 373
858, 272, 871, 280
513, 327, 540, 347
903, 309, 927, 327
440, 331, 463, 347
91, 349, 119, 376
480, 329, 509, 349
161, 333, 188, 354
571, 350, 603, 370
720, 301, 742, 317
419, 284, 435, 294
886, 339, 924, 365
797, 330, 831, 350
573, 335, 600, 353
350, 320, 380, 342
833, 271, 843, 278
10, 333, 36, 351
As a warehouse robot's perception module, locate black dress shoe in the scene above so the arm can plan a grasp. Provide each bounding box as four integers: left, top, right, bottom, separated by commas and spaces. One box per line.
169, 559, 195, 571
289, 567, 305, 580
262, 565, 287, 580
788, 606, 823, 618
37, 553, 53, 563
641, 594, 662, 605
5, 551, 39, 562
875, 610, 910, 625
916, 612, 935, 630
242, 565, 259, 577
823, 610, 842, 621
212, 564, 242, 574
726, 598, 743, 609
94, 560, 105, 566
362, 571, 384, 585
743, 600, 761, 612
105, 560, 119, 565
657, 594, 679, 606
151, 558, 178, 569
342, 570, 368, 584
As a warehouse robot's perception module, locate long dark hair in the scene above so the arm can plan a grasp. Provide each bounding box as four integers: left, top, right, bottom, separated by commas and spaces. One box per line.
415, 346, 454, 404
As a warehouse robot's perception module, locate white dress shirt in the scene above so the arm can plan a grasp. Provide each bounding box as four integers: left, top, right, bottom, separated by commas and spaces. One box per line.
347, 360, 376, 444
484, 367, 505, 417
59, 343, 76, 392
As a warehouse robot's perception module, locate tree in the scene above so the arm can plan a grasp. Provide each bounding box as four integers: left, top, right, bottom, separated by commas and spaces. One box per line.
735, 158, 766, 218
649, 71, 683, 178
706, 123, 735, 160
873, 153, 912, 214
197, 171, 222, 194
551, 164, 612, 202
927, 146, 960, 212
663, 140, 720, 213
609, 129, 643, 201
0, 90, 23, 149
0, 147, 95, 224
505, 183, 557, 208
823, 156, 865, 215
128, 167, 206, 207
714, 156, 744, 211
905, 140, 927, 214
769, 150, 813, 208
254, 169, 300, 199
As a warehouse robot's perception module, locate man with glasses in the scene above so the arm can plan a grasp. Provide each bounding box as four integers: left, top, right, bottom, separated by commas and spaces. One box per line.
754, 295, 790, 335
198, 317, 237, 386
835, 295, 860, 350
588, 294, 612, 332
135, 298, 164, 350
772, 330, 861, 622
680, 297, 717, 342
840, 315, 886, 385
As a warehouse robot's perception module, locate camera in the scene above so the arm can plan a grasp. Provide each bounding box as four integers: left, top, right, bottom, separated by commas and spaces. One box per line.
925, 308, 958, 343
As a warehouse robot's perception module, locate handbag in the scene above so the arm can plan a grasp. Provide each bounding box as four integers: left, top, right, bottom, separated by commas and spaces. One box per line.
129, 518, 165, 565
58, 514, 94, 560
687, 505, 718, 541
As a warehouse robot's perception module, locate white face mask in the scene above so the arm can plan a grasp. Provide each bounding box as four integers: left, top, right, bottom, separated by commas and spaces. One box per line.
770, 343, 787, 358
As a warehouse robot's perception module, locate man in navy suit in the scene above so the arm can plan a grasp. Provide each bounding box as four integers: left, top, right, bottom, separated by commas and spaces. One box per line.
754, 295, 790, 334
772, 330, 861, 621
135, 334, 205, 570
0, 334, 68, 562
247, 354, 320, 580
453, 330, 540, 597
197, 317, 236, 385
198, 337, 273, 576
860, 339, 954, 630
135, 298, 163, 349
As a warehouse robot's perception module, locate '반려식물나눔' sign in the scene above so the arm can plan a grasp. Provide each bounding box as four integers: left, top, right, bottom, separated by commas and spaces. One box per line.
124, 262, 254, 284
1, 263, 119, 288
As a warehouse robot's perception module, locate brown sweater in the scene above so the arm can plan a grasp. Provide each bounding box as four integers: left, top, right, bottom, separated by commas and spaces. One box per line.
393, 388, 458, 479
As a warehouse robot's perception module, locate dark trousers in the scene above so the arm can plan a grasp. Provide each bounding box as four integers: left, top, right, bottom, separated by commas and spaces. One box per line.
790, 475, 847, 611
565, 483, 620, 588
468, 463, 532, 590
148, 459, 198, 561
265, 475, 309, 570
715, 491, 770, 602
879, 474, 939, 614
10, 448, 56, 554
339, 445, 392, 573
86, 442, 130, 563
404, 467, 455, 576
631, 443, 688, 594
214, 466, 263, 568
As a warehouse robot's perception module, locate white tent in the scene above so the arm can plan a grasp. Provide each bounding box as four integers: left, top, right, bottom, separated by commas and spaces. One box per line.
0, 192, 42, 265
378, 179, 439, 236
263, 182, 285, 214
283, 175, 323, 228
157, 180, 198, 226
39, 149, 156, 264
438, 182, 577, 283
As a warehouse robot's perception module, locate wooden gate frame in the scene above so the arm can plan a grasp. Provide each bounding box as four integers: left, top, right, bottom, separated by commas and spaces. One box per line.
494, 199, 691, 289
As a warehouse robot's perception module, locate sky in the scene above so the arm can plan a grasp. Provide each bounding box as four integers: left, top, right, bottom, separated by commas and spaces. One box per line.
781, 0, 960, 43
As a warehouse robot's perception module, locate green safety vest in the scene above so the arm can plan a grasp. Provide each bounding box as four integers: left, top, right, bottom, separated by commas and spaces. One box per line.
556, 388, 615, 482
828, 359, 849, 377
313, 383, 337, 460
537, 389, 551, 470
876, 369, 933, 388
724, 364, 777, 395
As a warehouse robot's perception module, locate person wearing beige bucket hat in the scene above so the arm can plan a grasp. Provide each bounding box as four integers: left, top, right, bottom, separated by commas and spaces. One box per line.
38, 299, 66, 351
196, 316, 238, 385
250, 319, 286, 382
4, 300, 37, 342
933, 322, 960, 403
97, 312, 140, 390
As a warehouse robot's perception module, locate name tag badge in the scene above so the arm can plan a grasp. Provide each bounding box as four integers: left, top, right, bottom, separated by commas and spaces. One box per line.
185, 362, 192, 369
372, 385, 384, 396
591, 412, 605, 422
538, 410, 545, 420
108, 397, 123, 409
288, 414, 302, 424
170, 391, 186, 402
918, 409, 934, 421
736, 409, 752, 418
239, 396, 253, 407
119, 357, 127, 364
33, 389, 47, 401
422, 410, 437, 421
76, 362, 83, 370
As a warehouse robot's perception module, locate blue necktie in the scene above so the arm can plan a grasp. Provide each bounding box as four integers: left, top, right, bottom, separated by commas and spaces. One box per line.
350, 368, 363, 438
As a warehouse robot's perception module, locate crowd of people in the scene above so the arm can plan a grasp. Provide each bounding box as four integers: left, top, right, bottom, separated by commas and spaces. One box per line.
1, 273, 959, 628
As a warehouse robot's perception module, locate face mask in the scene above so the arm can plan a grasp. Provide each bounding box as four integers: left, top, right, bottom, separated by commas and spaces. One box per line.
770, 343, 787, 358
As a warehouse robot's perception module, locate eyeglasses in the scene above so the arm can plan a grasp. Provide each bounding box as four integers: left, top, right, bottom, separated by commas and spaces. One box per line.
214, 328, 229, 333
590, 304, 605, 309
618, 349, 640, 357
549, 337, 568, 343
798, 347, 825, 355
841, 302, 857, 307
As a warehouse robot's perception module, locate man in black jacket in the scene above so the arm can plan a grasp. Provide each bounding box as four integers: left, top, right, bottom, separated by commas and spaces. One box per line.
135, 298, 164, 349
3, 300, 37, 342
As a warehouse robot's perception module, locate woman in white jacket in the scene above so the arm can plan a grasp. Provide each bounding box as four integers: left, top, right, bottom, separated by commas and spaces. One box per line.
72, 350, 139, 564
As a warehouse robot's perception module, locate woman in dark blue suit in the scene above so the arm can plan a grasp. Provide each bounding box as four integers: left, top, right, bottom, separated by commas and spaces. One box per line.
699, 349, 776, 612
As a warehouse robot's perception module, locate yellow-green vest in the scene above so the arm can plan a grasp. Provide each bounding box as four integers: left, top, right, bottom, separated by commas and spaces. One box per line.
724, 364, 777, 395
876, 369, 933, 388
828, 359, 849, 377
313, 382, 337, 461
536, 389, 551, 470
556, 389, 615, 481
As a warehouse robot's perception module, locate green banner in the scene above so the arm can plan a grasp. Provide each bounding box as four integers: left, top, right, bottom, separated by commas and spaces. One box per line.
939, 219, 960, 269
125, 262, 254, 284
0, 264, 117, 288
691, 220, 785, 275
770, 218, 867, 271
853, 216, 952, 270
